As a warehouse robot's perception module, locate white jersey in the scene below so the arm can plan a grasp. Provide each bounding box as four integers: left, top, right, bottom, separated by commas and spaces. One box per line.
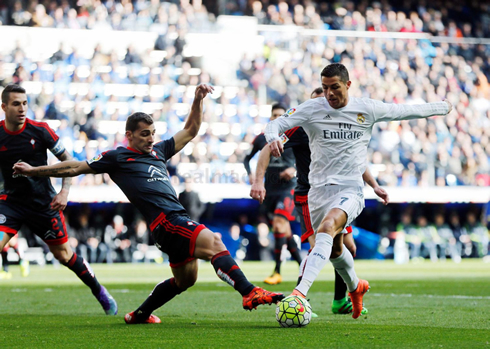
265, 96, 449, 188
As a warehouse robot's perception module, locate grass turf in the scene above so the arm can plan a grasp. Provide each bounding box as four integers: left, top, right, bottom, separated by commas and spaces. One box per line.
1, 260, 489, 348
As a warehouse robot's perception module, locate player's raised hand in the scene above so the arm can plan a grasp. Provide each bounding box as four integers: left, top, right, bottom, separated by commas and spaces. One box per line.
373, 186, 389, 205
250, 181, 267, 204
444, 99, 453, 114
12, 161, 33, 176
195, 84, 214, 100
269, 140, 284, 157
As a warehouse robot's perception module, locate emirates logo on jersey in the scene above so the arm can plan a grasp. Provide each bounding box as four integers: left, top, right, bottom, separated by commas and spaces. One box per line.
30, 138, 36, 149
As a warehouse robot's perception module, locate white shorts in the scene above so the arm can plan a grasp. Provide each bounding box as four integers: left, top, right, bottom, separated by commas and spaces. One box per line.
308, 185, 365, 234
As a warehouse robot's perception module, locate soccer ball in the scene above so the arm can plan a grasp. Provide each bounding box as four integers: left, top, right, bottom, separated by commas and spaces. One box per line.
276, 295, 312, 328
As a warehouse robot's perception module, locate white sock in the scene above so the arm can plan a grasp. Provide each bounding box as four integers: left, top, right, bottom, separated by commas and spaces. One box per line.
330, 248, 359, 292
295, 233, 333, 296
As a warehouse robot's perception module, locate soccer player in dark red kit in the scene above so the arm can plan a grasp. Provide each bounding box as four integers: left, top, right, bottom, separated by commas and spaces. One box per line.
243, 103, 302, 285
0, 84, 117, 315
14, 84, 284, 324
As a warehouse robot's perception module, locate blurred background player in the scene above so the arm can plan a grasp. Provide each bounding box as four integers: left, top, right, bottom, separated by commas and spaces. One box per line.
251, 87, 388, 315
243, 103, 301, 285
0, 84, 117, 315
14, 84, 285, 324
0, 232, 29, 279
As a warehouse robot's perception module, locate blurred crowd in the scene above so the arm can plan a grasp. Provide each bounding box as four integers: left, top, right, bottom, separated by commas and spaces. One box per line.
381, 209, 489, 263
0, 1, 489, 188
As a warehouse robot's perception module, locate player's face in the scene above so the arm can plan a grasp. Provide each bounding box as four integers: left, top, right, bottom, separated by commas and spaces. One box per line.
2, 92, 28, 127
126, 121, 156, 154
270, 108, 285, 121
321, 76, 351, 109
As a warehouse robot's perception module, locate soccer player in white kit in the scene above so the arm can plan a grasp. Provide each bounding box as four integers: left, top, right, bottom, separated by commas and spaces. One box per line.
265, 63, 452, 319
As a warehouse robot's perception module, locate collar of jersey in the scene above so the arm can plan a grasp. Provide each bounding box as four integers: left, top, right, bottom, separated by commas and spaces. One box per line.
127, 146, 143, 154
2, 119, 28, 135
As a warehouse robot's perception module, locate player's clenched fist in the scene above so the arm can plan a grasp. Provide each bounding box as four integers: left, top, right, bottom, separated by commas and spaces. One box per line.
195, 84, 214, 100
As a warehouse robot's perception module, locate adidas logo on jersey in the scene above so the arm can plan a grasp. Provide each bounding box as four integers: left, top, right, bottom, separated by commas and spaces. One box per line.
324, 114, 332, 120
0, 145, 7, 151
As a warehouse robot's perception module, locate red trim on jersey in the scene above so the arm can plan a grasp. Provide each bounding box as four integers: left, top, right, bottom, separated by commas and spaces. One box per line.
345, 226, 353, 234
0, 194, 7, 200
1, 119, 27, 135
284, 127, 300, 137
28, 119, 59, 141
127, 147, 143, 154
0, 226, 18, 235
274, 208, 295, 221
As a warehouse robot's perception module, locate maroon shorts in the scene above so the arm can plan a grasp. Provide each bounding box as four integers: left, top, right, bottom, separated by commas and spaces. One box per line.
0, 201, 68, 246
150, 212, 207, 268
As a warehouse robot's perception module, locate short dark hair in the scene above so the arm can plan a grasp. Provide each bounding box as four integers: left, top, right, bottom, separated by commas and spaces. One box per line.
1, 84, 26, 104
311, 87, 323, 98
271, 103, 287, 112
321, 63, 349, 83
126, 112, 154, 132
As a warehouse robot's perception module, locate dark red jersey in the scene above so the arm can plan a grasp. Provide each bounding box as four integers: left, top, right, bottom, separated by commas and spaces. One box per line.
0, 119, 65, 208
87, 138, 187, 230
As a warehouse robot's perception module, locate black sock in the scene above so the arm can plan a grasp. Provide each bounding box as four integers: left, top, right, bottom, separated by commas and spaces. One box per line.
334, 269, 348, 301
286, 236, 302, 265
212, 251, 254, 296
135, 278, 183, 321
1, 251, 8, 272
62, 253, 101, 295
273, 234, 286, 274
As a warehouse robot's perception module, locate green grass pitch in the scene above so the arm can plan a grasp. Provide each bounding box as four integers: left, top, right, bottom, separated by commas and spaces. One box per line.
1, 260, 489, 348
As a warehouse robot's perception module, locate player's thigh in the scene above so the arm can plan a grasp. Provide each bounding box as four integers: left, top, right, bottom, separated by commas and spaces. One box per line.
48, 242, 74, 263
309, 185, 364, 233
194, 228, 226, 260
171, 259, 198, 289
0, 202, 24, 249
24, 207, 69, 246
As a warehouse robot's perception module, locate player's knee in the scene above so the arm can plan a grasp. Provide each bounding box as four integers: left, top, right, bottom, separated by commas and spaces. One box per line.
330, 246, 342, 259
320, 218, 336, 236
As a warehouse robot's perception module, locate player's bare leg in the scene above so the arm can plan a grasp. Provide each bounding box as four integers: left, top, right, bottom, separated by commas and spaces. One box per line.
50, 242, 117, 315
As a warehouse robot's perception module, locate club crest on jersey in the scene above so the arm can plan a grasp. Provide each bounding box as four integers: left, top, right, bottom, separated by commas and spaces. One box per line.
357, 113, 365, 124
30, 138, 35, 149
0, 214, 6, 224
187, 221, 196, 226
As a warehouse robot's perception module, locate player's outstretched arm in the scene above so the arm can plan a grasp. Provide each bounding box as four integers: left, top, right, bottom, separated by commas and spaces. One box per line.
13, 160, 95, 178
173, 84, 214, 153
362, 167, 389, 205
50, 151, 73, 211
250, 144, 272, 204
